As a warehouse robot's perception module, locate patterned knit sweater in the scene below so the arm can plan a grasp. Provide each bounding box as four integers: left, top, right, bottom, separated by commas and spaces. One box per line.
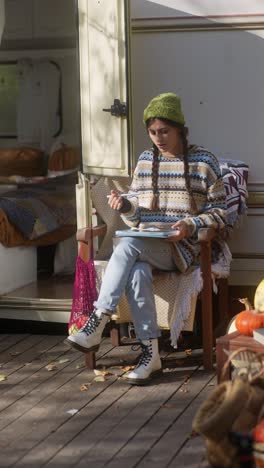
121, 146, 227, 273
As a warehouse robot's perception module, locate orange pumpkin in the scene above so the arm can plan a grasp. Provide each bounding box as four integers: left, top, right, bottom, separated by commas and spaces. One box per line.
235, 298, 264, 336
253, 419, 264, 443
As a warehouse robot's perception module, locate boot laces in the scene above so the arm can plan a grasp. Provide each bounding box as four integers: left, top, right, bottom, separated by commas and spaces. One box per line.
136, 342, 153, 368
80, 311, 101, 335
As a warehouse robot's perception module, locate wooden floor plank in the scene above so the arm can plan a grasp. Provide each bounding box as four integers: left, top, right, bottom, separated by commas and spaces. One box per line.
167, 379, 217, 468
0, 341, 116, 466
0, 334, 30, 354
0, 339, 114, 437
0, 335, 65, 394
0, 335, 71, 410
98, 367, 211, 468
73, 366, 199, 468
136, 373, 216, 468
13, 345, 142, 467
19, 383, 136, 468
167, 434, 207, 468
0, 336, 216, 468
0, 334, 47, 368
72, 380, 170, 468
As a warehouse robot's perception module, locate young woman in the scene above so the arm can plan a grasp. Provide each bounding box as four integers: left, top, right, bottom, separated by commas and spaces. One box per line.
66, 92, 227, 385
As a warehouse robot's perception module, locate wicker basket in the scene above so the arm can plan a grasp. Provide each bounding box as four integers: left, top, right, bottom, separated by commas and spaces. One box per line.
192, 348, 264, 468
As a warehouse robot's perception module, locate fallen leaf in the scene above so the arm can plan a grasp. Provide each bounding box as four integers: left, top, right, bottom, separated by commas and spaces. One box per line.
9, 351, 20, 356
109, 365, 134, 371
45, 363, 58, 372
76, 363, 85, 369
109, 365, 123, 370
0, 374, 7, 382
185, 349, 192, 356
180, 388, 189, 393
121, 366, 135, 373
94, 369, 113, 377
94, 375, 105, 382
80, 383, 91, 391
66, 409, 79, 415
57, 358, 70, 364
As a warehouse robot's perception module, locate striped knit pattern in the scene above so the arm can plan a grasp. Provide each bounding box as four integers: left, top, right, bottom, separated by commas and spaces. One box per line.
121, 146, 227, 272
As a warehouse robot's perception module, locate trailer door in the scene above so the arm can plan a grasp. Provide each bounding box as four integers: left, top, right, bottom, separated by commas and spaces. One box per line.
78, 0, 133, 178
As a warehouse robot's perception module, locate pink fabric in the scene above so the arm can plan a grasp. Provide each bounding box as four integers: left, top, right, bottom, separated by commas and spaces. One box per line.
68, 254, 98, 334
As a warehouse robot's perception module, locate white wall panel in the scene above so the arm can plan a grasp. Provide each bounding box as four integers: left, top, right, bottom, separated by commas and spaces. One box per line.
131, 29, 264, 185
131, 0, 264, 19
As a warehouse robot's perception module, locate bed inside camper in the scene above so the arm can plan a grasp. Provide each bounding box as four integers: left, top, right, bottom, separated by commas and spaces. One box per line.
0, 0, 81, 322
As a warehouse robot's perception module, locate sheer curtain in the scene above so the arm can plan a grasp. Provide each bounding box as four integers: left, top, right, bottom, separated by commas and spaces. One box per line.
16, 59, 60, 151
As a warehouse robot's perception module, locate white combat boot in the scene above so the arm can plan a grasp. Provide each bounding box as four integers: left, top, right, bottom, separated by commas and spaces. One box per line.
65, 309, 110, 353
125, 339, 162, 385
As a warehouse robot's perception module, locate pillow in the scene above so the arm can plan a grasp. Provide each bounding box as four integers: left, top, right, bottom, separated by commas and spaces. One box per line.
91, 176, 131, 260
0, 183, 17, 195
48, 143, 80, 172
0, 147, 44, 177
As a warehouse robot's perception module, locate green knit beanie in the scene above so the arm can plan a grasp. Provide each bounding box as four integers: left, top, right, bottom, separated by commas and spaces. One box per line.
143, 92, 185, 126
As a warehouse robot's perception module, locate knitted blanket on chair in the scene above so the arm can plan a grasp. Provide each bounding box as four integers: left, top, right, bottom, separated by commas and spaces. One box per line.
169, 239, 232, 348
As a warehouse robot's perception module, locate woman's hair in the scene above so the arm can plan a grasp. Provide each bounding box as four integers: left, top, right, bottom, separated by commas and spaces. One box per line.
146, 117, 197, 214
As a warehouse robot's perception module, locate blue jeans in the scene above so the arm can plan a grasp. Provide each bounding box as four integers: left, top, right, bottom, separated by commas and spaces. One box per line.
94, 236, 178, 340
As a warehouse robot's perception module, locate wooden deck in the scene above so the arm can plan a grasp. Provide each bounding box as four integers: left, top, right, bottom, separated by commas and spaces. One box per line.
0, 332, 215, 467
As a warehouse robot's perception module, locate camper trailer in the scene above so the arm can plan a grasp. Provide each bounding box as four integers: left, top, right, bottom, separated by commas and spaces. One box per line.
0, 0, 263, 326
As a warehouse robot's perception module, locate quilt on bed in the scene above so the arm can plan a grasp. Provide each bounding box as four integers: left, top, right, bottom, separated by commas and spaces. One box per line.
0, 172, 77, 241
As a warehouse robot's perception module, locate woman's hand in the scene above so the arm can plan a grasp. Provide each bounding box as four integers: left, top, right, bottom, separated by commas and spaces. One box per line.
166, 220, 190, 242
108, 190, 124, 211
